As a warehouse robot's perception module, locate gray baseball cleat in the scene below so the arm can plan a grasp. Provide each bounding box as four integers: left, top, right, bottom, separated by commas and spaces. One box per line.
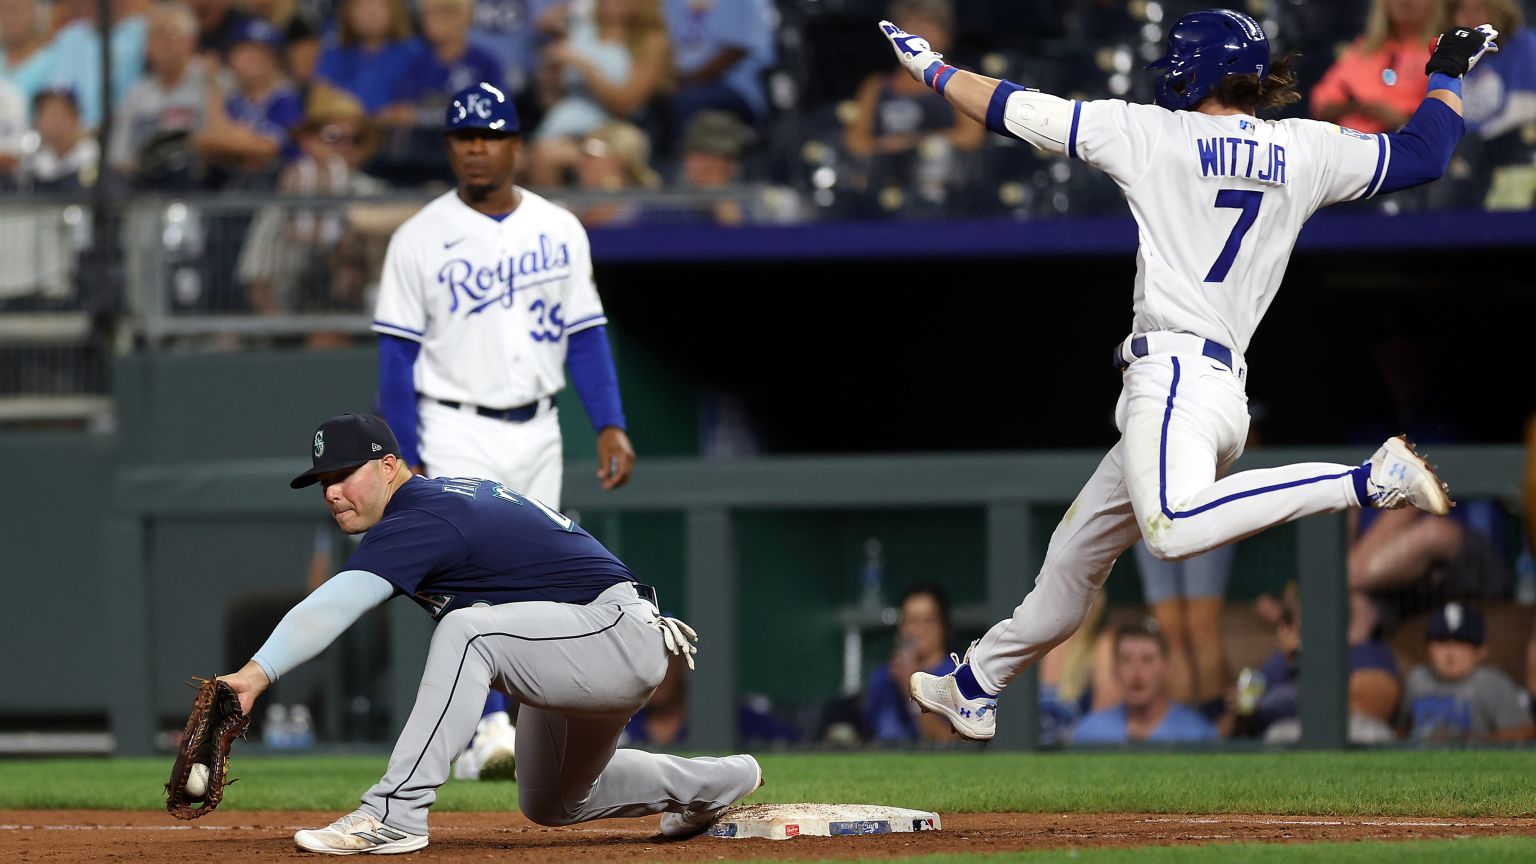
910, 641, 997, 741
1365, 435, 1453, 516
658, 754, 763, 839
294, 809, 428, 855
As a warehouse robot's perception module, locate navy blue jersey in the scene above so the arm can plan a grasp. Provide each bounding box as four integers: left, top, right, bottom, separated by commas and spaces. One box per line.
344, 476, 634, 618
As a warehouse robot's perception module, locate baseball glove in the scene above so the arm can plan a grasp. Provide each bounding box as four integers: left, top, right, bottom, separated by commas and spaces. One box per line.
165, 677, 250, 820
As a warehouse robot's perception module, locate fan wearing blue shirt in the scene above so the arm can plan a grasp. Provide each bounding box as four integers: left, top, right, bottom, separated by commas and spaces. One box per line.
664, 0, 775, 137
1071, 623, 1219, 745
315, 0, 423, 117
409, 0, 505, 112
209, 20, 303, 169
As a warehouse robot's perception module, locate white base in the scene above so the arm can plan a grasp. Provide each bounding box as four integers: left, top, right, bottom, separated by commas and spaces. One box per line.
702, 803, 941, 840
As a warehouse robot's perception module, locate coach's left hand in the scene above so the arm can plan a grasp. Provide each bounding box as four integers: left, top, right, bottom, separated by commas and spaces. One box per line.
597, 427, 635, 490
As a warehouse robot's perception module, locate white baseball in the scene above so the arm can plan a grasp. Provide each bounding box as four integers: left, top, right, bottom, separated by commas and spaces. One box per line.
185, 763, 210, 799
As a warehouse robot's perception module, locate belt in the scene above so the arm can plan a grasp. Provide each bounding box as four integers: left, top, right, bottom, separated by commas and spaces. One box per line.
1112, 332, 1245, 381
634, 582, 659, 610
434, 396, 554, 423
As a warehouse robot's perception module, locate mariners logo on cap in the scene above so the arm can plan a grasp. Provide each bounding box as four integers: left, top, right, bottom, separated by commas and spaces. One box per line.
1445, 602, 1464, 632
314, 430, 325, 458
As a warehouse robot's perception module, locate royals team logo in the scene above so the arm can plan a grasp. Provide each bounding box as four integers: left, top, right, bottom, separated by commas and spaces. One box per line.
437, 233, 573, 317
314, 430, 325, 458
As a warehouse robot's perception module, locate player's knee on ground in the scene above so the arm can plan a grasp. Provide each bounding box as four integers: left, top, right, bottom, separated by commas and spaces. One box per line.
518, 788, 584, 827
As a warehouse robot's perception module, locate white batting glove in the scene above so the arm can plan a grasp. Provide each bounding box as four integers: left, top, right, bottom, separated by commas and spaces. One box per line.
879, 19, 946, 88
649, 615, 699, 670
1466, 24, 1500, 73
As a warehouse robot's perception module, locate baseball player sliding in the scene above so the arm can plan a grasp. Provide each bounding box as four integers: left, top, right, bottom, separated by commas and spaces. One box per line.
373, 82, 635, 779
217, 414, 761, 853
881, 10, 1500, 740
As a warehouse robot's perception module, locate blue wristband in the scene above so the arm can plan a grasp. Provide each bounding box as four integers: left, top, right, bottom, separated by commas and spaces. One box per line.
924, 61, 958, 95
1428, 71, 1462, 96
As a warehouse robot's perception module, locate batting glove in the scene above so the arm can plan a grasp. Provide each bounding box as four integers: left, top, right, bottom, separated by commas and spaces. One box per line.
878, 19, 956, 94
1426, 24, 1499, 76
649, 614, 699, 670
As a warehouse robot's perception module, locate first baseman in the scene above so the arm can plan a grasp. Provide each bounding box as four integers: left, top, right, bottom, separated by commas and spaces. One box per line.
881, 10, 1500, 739
373, 82, 635, 778
217, 413, 761, 854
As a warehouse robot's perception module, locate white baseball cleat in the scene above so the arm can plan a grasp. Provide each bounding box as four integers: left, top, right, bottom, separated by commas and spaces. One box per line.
293, 809, 428, 855
658, 754, 763, 839
1365, 435, 1453, 516
470, 711, 517, 781
910, 643, 997, 742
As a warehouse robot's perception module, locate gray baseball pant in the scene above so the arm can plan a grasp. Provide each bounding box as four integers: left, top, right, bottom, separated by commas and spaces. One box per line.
358, 581, 757, 835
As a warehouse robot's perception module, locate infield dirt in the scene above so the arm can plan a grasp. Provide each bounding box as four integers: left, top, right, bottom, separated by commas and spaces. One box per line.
1, 810, 1532, 862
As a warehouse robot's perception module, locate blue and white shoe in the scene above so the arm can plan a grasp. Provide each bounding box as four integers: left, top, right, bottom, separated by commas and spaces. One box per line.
293, 809, 428, 855
1366, 435, 1452, 516
909, 643, 996, 742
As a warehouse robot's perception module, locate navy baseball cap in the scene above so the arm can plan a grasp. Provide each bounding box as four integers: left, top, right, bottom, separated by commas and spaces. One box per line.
290, 413, 404, 489
232, 18, 285, 51
445, 82, 519, 135
1427, 602, 1486, 646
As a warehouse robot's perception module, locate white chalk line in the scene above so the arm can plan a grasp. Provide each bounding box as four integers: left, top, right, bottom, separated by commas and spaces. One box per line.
1140, 817, 1491, 828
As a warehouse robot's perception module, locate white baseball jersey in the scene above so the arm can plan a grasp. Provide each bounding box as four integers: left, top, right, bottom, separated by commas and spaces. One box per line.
372, 188, 607, 408
1001, 93, 1391, 354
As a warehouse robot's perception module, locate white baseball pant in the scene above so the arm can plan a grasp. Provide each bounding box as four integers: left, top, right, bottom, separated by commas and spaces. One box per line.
418, 399, 564, 508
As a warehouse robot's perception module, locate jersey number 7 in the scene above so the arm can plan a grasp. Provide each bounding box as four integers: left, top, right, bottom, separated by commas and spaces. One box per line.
1205, 189, 1264, 283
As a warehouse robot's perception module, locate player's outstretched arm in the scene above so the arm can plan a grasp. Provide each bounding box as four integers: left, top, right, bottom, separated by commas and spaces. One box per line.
878, 20, 1075, 157
1373, 24, 1499, 196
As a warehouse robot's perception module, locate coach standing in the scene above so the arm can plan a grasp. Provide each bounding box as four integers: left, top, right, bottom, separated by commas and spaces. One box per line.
372, 81, 635, 779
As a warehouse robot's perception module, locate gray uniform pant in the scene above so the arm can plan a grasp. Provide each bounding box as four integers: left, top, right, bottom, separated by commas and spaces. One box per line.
360, 582, 757, 835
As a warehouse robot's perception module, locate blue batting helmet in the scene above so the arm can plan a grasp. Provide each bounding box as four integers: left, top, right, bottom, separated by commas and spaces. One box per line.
445, 82, 519, 134
1146, 9, 1269, 111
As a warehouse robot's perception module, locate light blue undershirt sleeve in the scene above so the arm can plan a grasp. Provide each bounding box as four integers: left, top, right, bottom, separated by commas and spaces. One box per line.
250, 569, 397, 684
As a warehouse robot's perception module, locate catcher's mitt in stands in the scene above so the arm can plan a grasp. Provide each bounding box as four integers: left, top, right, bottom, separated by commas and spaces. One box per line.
165, 678, 250, 820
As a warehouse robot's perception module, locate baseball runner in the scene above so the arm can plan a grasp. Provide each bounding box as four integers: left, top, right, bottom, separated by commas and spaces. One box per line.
216, 413, 761, 853
373, 81, 636, 779
879, 10, 1500, 740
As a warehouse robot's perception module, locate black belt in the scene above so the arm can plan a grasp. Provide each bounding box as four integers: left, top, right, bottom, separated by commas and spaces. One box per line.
1112, 335, 1236, 371
434, 396, 553, 423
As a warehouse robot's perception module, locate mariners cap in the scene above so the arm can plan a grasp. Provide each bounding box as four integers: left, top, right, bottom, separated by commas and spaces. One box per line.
1427, 602, 1486, 646
445, 82, 519, 135
289, 413, 404, 489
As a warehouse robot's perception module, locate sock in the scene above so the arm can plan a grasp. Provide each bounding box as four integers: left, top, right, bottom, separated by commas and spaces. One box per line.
1349, 462, 1371, 507
954, 664, 994, 701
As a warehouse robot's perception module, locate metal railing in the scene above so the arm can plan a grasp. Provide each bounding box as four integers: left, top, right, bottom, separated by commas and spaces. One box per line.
105, 445, 1526, 754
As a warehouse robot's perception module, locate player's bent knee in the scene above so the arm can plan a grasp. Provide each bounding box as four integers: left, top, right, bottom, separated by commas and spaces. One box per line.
519, 791, 582, 827
1141, 528, 1209, 564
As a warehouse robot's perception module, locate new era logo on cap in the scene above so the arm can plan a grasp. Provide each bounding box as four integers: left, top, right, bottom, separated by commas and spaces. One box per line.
290, 413, 404, 488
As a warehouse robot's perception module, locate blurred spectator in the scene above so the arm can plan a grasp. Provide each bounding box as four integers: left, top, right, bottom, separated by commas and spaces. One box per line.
235, 86, 396, 325
48, 0, 151, 129
1401, 602, 1535, 741
1241, 592, 1400, 744
20, 87, 100, 191
0, 76, 21, 178
198, 19, 302, 185
665, 108, 753, 224
1037, 593, 1114, 747
1312, 0, 1446, 134
526, 0, 669, 187
109, 3, 211, 189
239, 0, 322, 90
468, 0, 560, 101
188, 0, 256, 60
0, 0, 59, 111
843, 0, 982, 162
1070, 622, 1219, 745
1131, 542, 1232, 721
861, 582, 957, 743
664, 0, 774, 140
407, 0, 503, 120
569, 119, 659, 226
315, 0, 421, 122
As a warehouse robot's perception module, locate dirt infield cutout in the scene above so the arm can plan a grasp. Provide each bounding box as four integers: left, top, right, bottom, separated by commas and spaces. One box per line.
1, 810, 1532, 862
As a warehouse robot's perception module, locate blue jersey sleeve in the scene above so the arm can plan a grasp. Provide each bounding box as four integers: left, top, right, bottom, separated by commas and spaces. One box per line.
343, 508, 467, 597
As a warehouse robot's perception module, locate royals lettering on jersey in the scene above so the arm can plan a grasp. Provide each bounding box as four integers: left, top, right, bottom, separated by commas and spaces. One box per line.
372, 188, 608, 407
1195, 137, 1286, 186
344, 475, 635, 618
437, 234, 573, 316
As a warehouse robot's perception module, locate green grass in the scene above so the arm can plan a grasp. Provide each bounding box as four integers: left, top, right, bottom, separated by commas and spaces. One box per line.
738, 838, 1536, 864
1, 750, 1533, 816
